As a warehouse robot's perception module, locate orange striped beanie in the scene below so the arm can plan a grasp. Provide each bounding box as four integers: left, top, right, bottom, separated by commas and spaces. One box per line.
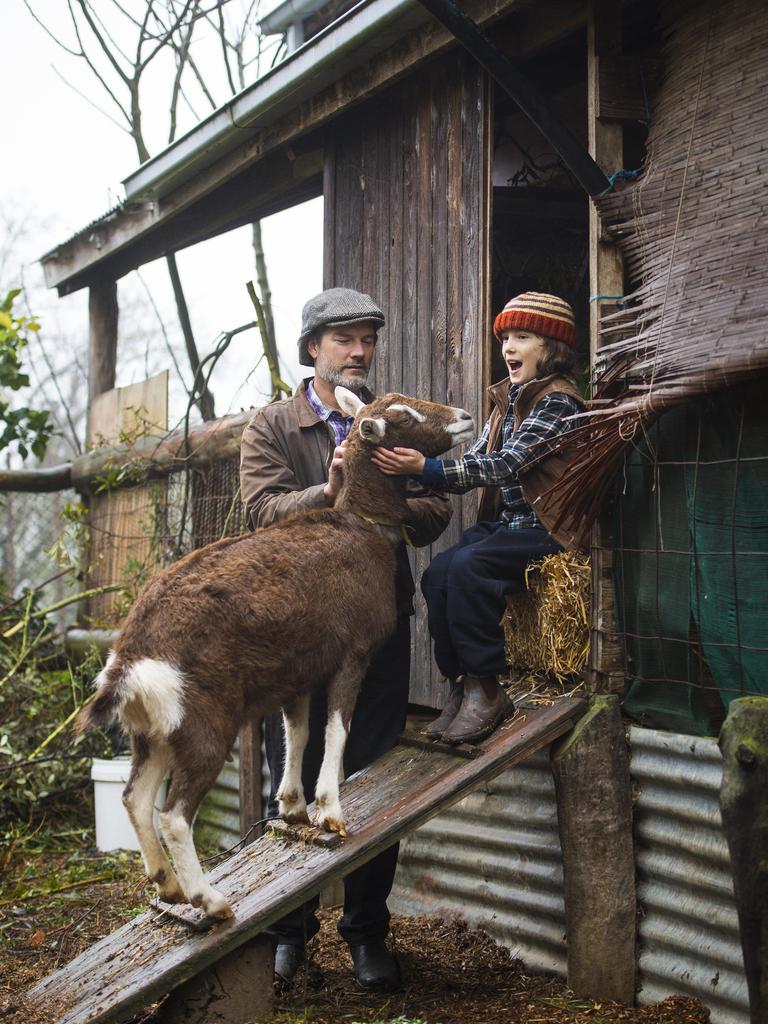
493, 292, 577, 348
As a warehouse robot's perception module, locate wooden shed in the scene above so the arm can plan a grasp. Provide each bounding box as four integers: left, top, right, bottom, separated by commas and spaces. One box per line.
36, 0, 768, 1017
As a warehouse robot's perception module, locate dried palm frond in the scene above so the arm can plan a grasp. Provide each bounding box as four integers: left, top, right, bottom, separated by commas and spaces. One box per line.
534, 0, 768, 542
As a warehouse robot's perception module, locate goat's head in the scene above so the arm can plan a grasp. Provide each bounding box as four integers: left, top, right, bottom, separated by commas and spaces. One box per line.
336, 387, 475, 456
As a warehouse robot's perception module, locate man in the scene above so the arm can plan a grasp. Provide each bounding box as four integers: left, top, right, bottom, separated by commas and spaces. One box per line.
239, 287, 452, 991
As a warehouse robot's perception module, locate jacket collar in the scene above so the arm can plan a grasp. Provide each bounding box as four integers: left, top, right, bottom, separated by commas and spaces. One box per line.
486, 373, 566, 417
294, 377, 374, 428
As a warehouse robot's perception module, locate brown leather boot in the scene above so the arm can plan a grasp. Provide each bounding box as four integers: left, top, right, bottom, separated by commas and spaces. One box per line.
441, 675, 513, 745
424, 678, 465, 740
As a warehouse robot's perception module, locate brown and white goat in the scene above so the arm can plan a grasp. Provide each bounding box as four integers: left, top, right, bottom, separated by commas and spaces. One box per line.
77, 387, 474, 919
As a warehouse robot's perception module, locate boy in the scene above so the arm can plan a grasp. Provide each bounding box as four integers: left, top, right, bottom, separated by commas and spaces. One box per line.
373, 292, 584, 744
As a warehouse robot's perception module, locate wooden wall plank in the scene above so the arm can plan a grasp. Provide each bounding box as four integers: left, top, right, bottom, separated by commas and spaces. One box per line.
87, 372, 169, 625
323, 52, 492, 708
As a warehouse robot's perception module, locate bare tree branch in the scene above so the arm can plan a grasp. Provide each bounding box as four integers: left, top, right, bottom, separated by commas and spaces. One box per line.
51, 64, 129, 133
134, 269, 191, 392
74, 0, 131, 85
21, 0, 82, 56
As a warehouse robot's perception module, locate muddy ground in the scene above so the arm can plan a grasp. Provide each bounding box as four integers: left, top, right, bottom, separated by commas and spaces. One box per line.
0, 849, 711, 1024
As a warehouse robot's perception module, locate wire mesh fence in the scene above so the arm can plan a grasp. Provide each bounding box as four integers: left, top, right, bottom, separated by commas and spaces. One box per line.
612, 378, 767, 737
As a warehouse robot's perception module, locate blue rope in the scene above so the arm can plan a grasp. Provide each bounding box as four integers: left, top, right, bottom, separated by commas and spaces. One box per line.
597, 168, 642, 197
589, 294, 626, 303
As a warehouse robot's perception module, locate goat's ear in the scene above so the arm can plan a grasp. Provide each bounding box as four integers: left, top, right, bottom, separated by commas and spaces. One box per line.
335, 387, 365, 418
358, 417, 387, 443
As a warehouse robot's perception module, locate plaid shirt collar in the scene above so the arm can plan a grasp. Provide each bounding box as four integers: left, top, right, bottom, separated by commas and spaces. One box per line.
306, 378, 355, 445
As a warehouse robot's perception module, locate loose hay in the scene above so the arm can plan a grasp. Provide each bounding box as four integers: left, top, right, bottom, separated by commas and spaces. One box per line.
504, 551, 591, 683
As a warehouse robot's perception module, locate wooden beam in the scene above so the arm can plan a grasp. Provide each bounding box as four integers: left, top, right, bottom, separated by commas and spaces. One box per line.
88, 280, 118, 407
719, 697, 768, 1024
0, 464, 72, 493
415, 0, 609, 195
70, 408, 253, 494
551, 695, 636, 1004
42, 0, 588, 296
587, 0, 625, 693
238, 721, 263, 845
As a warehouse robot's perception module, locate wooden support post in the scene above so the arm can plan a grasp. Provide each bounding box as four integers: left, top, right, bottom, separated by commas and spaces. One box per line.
719, 697, 768, 1024
88, 280, 118, 405
551, 695, 636, 1004
239, 720, 263, 844
587, 0, 625, 694
158, 936, 274, 1024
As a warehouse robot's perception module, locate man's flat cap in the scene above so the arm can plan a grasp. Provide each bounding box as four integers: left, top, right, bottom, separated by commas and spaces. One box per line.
298, 288, 385, 366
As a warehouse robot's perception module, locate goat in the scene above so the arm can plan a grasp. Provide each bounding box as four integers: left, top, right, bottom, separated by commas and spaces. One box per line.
77, 387, 474, 920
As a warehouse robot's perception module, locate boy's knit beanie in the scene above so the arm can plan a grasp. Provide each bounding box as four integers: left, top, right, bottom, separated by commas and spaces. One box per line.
493, 292, 577, 348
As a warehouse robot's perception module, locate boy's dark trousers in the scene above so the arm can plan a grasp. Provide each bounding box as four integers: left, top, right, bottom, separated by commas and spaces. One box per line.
422, 522, 561, 679
264, 614, 410, 948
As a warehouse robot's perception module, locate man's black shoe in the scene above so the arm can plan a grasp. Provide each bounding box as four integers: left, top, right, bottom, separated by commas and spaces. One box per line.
349, 941, 401, 991
274, 943, 305, 988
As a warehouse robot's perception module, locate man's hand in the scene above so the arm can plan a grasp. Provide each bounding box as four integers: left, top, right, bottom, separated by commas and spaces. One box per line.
324, 439, 348, 500
371, 447, 426, 476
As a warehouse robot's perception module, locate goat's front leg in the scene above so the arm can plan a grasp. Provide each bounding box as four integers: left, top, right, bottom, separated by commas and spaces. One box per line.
314, 654, 368, 837
277, 692, 311, 824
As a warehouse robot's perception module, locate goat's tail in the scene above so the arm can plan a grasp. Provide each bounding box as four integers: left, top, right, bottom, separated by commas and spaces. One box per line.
76, 655, 185, 738
76, 654, 124, 733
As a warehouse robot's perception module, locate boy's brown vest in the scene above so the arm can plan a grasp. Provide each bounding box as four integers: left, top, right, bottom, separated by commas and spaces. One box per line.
475, 374, 588, 551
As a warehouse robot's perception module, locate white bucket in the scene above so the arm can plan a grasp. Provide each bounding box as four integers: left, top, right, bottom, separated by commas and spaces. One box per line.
90, 756, 167, 852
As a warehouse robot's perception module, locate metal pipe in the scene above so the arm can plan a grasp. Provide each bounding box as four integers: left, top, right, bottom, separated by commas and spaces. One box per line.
415, 0, 611, 196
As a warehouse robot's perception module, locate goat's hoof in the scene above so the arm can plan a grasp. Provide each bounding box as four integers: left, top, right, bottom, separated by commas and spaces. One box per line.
194, 889, 234, 920
278, 798, 309, 824
156, 881, 186, 904
315, 812, 347, 838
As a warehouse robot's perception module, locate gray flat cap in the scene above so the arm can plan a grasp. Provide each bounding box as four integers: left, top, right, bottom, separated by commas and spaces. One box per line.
298, 287, 385, 366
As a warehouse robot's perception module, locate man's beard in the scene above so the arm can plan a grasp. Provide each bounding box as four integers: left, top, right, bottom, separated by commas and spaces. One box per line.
315, 353, 369, 393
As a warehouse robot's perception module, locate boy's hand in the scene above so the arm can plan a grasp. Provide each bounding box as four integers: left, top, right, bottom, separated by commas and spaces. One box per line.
324, 439, 348, 499
371, 446, 426, 476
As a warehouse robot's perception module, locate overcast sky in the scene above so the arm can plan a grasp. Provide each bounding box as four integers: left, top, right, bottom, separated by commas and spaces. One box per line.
3, 0, 322, 442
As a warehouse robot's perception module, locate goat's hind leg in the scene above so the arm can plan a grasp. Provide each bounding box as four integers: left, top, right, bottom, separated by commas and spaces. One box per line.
159, 749, 234, 920
276, 692, 310, 824
314, 654, 368, 837
123, 735, 184, 902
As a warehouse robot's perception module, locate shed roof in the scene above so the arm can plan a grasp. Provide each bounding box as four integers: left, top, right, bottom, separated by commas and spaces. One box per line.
41, 0, 584, 295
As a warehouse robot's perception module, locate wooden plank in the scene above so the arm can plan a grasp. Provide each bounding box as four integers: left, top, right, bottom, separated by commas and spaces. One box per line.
25, 699, 585, 1024
587, 0, 625, 693
87, 374, 169, 625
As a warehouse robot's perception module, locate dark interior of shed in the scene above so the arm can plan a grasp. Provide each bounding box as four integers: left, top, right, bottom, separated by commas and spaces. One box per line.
488, 3, 658, 386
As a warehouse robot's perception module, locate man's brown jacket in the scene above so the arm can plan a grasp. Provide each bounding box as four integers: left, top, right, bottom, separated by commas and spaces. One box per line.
240, 379, 453, 612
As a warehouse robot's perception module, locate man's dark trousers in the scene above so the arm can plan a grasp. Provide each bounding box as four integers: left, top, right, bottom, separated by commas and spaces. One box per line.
264, 614, 411, 947
421, 522, 561, 679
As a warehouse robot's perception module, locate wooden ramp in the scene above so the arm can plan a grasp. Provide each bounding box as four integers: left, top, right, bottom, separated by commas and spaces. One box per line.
27, 699, 585, 1024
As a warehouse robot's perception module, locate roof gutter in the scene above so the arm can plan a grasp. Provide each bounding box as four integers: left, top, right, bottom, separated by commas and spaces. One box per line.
259, 0, 328, 35
123, 0, 422, 203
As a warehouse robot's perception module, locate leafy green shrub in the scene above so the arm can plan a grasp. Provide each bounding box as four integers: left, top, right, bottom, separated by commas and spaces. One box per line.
0, 575, 120, 849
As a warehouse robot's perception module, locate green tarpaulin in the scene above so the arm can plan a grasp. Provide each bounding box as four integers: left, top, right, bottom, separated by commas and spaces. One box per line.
615, 380, 768, 737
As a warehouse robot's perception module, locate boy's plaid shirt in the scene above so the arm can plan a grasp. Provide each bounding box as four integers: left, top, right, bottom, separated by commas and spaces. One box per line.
437, 383, 583, 529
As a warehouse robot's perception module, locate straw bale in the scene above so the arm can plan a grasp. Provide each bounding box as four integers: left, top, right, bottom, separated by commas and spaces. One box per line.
503, 551, 590, 682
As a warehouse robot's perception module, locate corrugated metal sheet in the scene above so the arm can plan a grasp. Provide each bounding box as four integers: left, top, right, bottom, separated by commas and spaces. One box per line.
392, 727, 749, 1024
196, 726, 272, 850
391, 750, 567, 974
631, 727, 748, 1024
197, 745, 241, 850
